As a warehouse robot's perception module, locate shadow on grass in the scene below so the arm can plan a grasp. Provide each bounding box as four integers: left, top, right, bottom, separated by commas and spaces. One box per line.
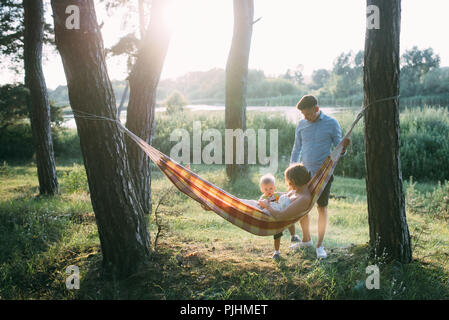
0, 198, 71, 265
78, 244, 312, 300
0, 191, 97, 299
2, 226, 448, 300
75, 240, 449, 300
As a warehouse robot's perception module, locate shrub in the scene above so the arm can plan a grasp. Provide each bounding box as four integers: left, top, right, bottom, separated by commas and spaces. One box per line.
334, 106, 449, 182
406, 177, 449, 220
0, 124, 82, 161
0, 124, 34, 160
152, 111, 295, 173
62, 163, 89, 193
164, 91, 188, 114
52, 128, 81, 159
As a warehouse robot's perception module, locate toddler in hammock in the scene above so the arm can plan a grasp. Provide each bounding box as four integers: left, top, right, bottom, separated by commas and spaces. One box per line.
258, 173, 300, 260
258, 173, 291, 211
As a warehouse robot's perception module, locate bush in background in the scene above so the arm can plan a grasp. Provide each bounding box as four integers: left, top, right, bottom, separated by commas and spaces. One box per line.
164, 91, 188, 114
0, 124, 81, 160
2, 106, 448, 182
334, 106, 449, 182
152, 111, 296, 173
62, 163, 88, 193
0, 124, 34, 160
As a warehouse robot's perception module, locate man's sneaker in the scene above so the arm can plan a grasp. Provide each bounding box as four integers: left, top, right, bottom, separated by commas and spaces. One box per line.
289, 239, 314, 250
291, 235, 300, 242
272, 251, 281, 260
316, 246, 327, 259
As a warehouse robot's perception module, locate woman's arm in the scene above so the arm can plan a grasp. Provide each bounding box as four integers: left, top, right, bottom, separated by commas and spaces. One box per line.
262, 194, 311, 221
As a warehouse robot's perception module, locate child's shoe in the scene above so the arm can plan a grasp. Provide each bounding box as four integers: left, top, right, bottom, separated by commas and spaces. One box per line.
291, 234, 300, 242
272, 251, 281, 260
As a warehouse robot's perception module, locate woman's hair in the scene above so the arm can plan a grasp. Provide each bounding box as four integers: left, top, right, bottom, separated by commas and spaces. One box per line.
284, 163, 311, 187
260, 173, 275, 185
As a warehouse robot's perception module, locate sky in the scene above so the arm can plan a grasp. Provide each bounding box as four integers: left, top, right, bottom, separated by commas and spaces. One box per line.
1, 0, 449, 89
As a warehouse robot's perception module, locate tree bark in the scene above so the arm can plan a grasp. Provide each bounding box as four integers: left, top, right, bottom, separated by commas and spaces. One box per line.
126, 0, 172, 214
363, 0, 412, 263
23, 0, 59, 195
51, 0, 152, 278
225, 0, 254, 180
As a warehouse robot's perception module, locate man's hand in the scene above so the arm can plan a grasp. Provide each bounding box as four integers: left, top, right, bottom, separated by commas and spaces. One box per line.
341, 137, 351, 154
342, 137, 351, 148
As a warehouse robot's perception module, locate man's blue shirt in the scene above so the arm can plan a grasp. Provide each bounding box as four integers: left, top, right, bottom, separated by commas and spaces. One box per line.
290, 111, 343, 175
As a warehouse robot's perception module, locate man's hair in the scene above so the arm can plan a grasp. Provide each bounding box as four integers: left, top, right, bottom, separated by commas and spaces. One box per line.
260, 173, 275, 185
296, 94, 318, 111
284, 163, 311, 187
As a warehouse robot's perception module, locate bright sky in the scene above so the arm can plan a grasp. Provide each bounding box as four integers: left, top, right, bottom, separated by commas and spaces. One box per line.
2, 0, 449, 89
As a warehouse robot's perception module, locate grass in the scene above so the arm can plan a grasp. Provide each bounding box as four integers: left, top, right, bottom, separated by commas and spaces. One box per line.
1, 160, 448, 300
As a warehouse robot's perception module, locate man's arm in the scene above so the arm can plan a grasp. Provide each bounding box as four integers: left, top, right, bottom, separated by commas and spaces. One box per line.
331, 119, 349, 156
290, 124, 302, 164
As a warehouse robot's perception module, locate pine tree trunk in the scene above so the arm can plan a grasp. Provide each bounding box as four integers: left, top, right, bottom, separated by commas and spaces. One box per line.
23, 0, 59, 195
225, 0, 254, 180
363, 0, 412, 263
51, 0, 152, 278
126, 0, 172, 214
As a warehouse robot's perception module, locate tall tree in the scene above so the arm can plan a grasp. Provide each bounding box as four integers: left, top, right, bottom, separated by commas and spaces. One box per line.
51, 0, 152, 277
0, 0, 54, 72
363, 0, 412, 263
126, 0, 172, 214
23, 0, 58, 195
225, 0, 254, 180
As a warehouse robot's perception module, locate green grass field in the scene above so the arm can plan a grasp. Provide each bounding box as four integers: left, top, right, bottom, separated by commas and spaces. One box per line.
1, 160, 448, 300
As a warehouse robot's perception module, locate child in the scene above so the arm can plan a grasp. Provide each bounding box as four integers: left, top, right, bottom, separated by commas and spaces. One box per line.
258, 173, 300, 260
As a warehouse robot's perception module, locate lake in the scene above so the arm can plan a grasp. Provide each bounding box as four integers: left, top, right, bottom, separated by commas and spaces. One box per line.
62, 105, 349, 129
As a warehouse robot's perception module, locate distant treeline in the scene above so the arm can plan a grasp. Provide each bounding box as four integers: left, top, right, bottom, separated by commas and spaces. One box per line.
48, 46, 449, 108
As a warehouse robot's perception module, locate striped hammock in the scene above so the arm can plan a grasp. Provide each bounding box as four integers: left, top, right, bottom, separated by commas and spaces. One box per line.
117, 110, 364, 236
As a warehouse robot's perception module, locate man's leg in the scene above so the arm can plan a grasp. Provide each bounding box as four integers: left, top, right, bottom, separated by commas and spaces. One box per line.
315, 175, 333, 258
316, 205, 328, 248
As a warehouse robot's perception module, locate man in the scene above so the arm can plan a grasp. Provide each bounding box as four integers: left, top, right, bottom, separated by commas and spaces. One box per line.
289, 94, 349, 259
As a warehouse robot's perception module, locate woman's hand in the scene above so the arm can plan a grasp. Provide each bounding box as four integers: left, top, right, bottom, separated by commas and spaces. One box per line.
258, 199, 270, 209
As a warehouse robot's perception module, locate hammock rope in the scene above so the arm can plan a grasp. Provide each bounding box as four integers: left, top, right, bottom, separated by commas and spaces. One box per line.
71, 95, 398, 236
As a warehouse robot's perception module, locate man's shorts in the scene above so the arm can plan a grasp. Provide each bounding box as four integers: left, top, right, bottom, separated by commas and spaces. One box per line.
316, 175, 334, 208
